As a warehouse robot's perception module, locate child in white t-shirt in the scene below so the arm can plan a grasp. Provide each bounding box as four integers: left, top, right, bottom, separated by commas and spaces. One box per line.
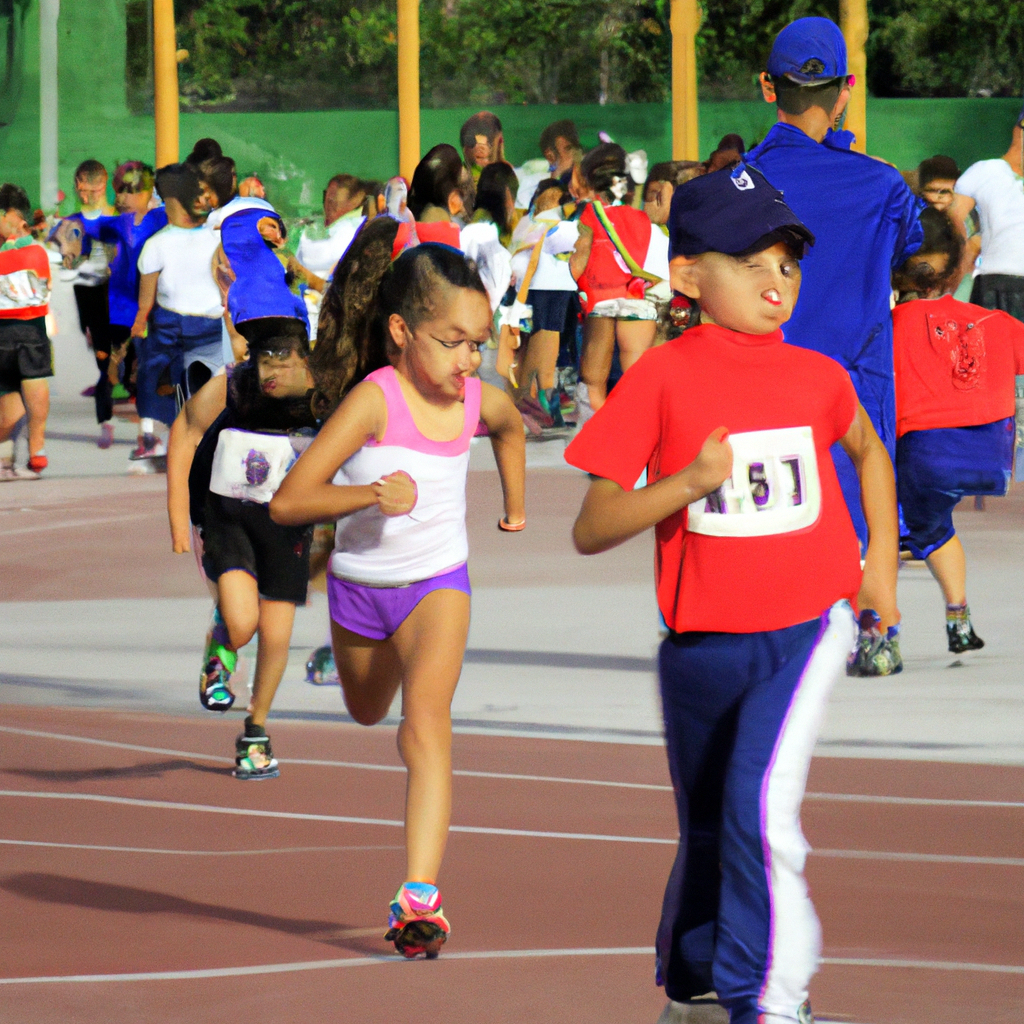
131, 164, 224, 459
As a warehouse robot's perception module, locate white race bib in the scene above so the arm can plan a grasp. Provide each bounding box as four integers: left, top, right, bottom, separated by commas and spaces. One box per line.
687, 426, 822, 537
209, 428, 304, 504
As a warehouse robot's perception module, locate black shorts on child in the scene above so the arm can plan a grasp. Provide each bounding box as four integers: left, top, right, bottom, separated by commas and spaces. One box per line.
0, 318, 53, 394
200, 493, 312, 604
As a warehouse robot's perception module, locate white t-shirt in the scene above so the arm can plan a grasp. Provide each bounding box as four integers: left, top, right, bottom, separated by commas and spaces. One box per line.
295, 209, 365, 279
206, 196, 275, 229
137, 223, 223, 317
956, 158, 1024, 277
509, 209, 578, 292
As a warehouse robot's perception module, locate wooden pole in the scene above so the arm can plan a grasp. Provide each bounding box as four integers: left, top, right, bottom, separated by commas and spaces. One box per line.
153, 0, 180, 167
39, 0, 59, 209
839, 0, 867, 152
671, 0, 700, 161
397, 0, 420, 182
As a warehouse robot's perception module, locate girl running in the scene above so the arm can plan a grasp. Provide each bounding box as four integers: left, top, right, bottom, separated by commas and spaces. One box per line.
270, 217, 526, 959
569, 143, 669, 419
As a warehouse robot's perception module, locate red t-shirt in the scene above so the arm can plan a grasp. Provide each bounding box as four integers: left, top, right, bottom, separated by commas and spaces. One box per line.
414, 221, 462, 248
564, 324, 863, 634
0, 240, 51, 320
893, 294, 1024, 437
576, 203, 652, 314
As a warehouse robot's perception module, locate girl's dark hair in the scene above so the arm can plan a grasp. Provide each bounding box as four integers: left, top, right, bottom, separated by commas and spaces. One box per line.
311, 221, 488, 418
187, 137, 222, 164
893, 206, 964, 297
474, 161, 518, 236
198, 155, 237, 207
580, 143, 631, 201
408, 144, 467, 220
530, 177, 569, 208
155, 163, 202, 212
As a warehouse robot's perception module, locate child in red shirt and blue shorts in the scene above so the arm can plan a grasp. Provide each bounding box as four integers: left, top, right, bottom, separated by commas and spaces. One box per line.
566, 165, 900, 1024
893, 206, 1024, 655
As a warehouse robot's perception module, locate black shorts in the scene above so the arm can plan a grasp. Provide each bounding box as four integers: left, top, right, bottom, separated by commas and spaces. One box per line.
199, 494, 312, 604
527, 289, 579, 333
0, 318, 53, 395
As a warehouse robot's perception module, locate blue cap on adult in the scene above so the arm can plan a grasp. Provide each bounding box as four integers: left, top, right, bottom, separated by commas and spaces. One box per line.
767, 16, 848, 84
668, 164, 815, 259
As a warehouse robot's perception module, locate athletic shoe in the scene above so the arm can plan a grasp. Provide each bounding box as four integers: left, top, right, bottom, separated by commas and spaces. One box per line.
305, 645, 339, 686
655, 997, 728, 1023
798, 1000, 815, 1024
97, 423, 114, 449
129, 433, 166, 460
80, 385, 96, 397
0, 462, 40, 481
847, 610, 903, 677
199, 607, 237, 712
538, 387, 566, 428
110, 383, 131, 400
574, 381, 595, 427
947, 615, 984, 655
384, 881, 450, 959
27, 453, 47, 473
233, 716, 280, 780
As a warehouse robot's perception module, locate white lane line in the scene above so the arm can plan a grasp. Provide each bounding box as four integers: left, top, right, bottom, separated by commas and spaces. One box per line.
0, 512, 160, 537
0, 791, 677, 845
806, 792, 1024, 810
814, 848, 1024, 868
822, 956, 1024, 975
0, 839, 402, 856
0, 946, 654, 984
0, 947, 1020, 985
0, 725, 674, 791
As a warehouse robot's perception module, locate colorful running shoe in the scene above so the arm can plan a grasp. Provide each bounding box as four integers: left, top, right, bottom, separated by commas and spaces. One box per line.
847, 610, 903, 677
384, 881, 450, 959
129, 433, 166, 460
199, 607, 237, 711
233, 716, 280, 780
27, 453, 47, 473
947, 611, 984, 655
305, 645, 339, 686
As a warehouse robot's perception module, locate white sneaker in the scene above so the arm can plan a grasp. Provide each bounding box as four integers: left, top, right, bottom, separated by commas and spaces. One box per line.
0, 462, 40, 482
574, 381, 595, 427
656, 999, 729, 1024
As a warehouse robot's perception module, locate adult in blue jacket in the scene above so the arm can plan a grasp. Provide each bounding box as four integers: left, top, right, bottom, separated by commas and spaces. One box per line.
746, 17, 923, 547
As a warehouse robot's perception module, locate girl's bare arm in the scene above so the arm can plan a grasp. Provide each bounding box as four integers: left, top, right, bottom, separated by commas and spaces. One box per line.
166, 374, 228, 553
479, 381, 526, 525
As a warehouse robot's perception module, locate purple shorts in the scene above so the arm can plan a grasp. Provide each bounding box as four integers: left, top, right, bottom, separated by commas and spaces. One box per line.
327, 563, 471, 640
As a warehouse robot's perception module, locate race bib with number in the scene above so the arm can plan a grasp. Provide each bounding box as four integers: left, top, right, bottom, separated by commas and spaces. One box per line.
686, 426, 822, 537
209, 428, 309, 505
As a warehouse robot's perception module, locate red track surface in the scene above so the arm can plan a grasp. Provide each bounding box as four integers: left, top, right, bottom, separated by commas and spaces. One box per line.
1, 705, 1022, 1024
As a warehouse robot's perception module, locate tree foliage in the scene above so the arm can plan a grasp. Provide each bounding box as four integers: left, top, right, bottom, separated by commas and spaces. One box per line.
127, 0, 1024, 112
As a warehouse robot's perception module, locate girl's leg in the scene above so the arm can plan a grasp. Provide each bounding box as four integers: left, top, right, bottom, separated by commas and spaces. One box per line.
390, 589, 471, 883
248, 599, 297, 727
579, 316, 616, 411
924, 534, 967, 606
520, 329, 560, 392
331, 620, 403, 726
614, 318, 657, 373
216, 570, 261, 650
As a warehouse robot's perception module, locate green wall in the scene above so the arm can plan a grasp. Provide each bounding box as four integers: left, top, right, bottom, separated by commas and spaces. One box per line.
0, 1, 1020, 218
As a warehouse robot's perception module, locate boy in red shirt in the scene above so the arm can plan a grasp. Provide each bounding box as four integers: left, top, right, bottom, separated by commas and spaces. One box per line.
893, 206, 1024, 654
566, 166, 899, 1024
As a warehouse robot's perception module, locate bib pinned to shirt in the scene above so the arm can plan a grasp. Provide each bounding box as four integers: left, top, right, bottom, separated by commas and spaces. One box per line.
209, 428, 311, 505
687, 426, 822, 537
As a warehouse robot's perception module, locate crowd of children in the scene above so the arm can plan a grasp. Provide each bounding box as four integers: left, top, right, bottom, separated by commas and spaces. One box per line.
4, 13, 1023, 1020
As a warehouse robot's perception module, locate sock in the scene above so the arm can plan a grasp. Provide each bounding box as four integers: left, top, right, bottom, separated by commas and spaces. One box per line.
141, 417, 155, 436
243, 715, 267, 738
946, 602, 968, 621
205, 607, 238, 673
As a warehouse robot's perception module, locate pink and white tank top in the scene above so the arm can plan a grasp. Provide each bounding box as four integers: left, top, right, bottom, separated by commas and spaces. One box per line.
330, 365, 482, 586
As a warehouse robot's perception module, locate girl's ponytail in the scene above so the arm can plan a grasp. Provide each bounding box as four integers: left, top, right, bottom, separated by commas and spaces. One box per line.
310, 217, 400, 418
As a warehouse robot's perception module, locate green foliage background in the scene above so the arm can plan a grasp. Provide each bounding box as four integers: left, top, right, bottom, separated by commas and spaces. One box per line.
135, 0, 1022, 113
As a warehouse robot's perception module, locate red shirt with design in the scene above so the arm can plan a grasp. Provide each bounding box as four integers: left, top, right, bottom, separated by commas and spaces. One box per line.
893, 294, 1024, 437
576, 202, 653, 314
0, 238, 51, 320
564, 323, 862, 634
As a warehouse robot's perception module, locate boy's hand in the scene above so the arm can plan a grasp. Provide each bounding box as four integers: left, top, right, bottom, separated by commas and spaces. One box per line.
690, 427, 733, 495
857, 561, 900, 629
171, 531, 191, 554
130, 314, 147, 339
373, 471, 418, 517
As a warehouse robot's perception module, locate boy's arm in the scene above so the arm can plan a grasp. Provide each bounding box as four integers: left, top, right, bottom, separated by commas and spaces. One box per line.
132, 272, 158, 337
573, 427, 732, 555
569, 223, 593, 281
479, 382, 526, 526
838, 404, 900, 627
166, 374, 229, 553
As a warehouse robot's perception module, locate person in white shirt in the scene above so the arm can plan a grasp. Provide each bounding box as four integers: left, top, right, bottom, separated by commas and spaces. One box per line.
952, 105, 1024, 321
295, 174, 369, 336
130, 163, 224, 459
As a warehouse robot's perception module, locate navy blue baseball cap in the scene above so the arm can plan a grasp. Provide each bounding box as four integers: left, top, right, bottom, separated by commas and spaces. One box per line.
668, 164, 815, 259
767, 17, 847, 84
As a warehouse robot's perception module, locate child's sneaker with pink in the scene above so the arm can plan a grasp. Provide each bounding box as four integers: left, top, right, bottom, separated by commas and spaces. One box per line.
384, 881, 450, 959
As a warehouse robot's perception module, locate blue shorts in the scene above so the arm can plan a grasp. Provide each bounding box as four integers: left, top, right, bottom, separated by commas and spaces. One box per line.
526, 289, 579, 334
896, 418, 1013, 559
